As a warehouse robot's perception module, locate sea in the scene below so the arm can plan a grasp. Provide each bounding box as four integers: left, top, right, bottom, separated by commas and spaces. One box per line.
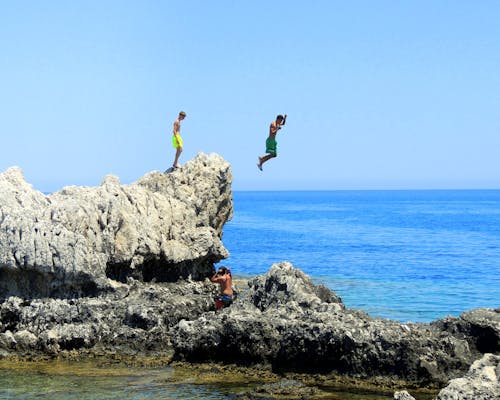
223, 190, 500, 322
2, 189, 499, 400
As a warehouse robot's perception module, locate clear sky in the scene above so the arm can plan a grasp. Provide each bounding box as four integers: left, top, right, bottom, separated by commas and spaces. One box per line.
1, 1, 499, 192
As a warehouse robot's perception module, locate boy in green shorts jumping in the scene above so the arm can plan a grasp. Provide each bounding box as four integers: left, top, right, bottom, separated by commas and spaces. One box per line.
257, 114, 287, 171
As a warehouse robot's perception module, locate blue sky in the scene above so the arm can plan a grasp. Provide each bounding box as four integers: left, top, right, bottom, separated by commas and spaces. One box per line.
1, 1, 499, 192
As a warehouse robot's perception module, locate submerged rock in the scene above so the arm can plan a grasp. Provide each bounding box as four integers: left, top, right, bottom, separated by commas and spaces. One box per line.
235, 379, 322, 399
0, 153, 232, 299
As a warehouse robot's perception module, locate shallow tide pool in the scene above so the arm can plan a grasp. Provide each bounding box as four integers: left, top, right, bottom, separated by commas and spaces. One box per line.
0, 359, 436, 400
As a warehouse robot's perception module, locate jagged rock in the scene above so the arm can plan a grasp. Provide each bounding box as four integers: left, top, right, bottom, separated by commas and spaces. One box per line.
432, 308, 500, 354
38, 329, 60, 354
0, 153, 232, 298
0, 151, 234, 357
0, 278, 220, 356
394, 354, 500, 399
435, 353, 499, 400
13, 329, 37, 351
249, 263, 343, 310
0, 330, 16, 350
172, 262, 499, 385
394, 391, 416, 400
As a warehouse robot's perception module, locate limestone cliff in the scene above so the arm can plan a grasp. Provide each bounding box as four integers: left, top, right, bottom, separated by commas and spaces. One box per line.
0, 153, 233, 298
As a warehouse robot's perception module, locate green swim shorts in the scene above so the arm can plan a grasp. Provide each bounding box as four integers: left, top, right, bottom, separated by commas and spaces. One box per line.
266, 137, 277, 156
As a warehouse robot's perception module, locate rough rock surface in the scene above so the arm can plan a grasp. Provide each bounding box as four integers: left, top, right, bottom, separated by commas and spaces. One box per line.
172, 262, 500, 385
394, 354, 500, 400
0, 278, 220, 357
435, 353, 499, 400
394, 391, 417, 400
0, 153, 232, 299
432, 309, 500, 355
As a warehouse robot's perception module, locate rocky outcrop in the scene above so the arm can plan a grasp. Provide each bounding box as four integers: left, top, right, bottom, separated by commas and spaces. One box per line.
432, 309, 500, 354
172, 262, 499, 385
394, 391, 418, 400
0, 259, 498, 398
0, 153, 232, 299
435, 353, 500, 400
0, 278, 220, 357
394, 353, 500, 400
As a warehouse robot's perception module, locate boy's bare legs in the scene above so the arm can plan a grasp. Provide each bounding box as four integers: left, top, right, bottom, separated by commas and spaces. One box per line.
257, 154, 276, 170
173, 147, 182, 168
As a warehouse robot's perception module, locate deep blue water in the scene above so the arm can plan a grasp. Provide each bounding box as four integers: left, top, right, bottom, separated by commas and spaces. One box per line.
220, 190, 500, 322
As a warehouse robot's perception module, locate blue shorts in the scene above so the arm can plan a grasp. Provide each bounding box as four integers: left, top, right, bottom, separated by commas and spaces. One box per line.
219, 294, 233, 305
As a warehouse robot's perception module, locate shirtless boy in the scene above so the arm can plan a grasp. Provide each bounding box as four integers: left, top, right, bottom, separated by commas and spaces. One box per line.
257, 114, 287, 171
172, 111, 186, 169
210, 266, 234, 310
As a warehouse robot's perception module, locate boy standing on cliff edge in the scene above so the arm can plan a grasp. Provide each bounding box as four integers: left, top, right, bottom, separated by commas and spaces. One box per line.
172, 111, 186, 169
257, 114, 287, 171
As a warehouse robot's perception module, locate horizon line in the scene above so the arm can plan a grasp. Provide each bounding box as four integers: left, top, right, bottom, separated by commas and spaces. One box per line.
232, 187, 500, 192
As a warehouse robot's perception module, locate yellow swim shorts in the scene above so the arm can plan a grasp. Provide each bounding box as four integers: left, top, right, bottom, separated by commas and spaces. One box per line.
172, 134, 183, 148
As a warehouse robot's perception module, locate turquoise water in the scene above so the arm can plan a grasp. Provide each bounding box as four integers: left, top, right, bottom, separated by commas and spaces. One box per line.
0, 363, 229, 400
0, 361, 409, 400
221, 190, 500, 322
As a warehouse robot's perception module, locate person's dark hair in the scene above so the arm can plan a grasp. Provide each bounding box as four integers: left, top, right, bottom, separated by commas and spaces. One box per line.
276, 114, 284, 121
218, 266, 231, 276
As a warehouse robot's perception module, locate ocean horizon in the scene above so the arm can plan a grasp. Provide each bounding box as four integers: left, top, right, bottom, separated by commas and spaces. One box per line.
221, 189, 500, 322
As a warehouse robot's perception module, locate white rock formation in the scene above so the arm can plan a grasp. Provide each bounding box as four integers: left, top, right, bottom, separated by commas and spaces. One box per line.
0, 153, 233, 298
435, 353, 499, 400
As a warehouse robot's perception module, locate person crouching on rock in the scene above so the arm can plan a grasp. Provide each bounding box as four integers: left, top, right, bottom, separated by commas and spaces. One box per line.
210, 266, 234, 310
